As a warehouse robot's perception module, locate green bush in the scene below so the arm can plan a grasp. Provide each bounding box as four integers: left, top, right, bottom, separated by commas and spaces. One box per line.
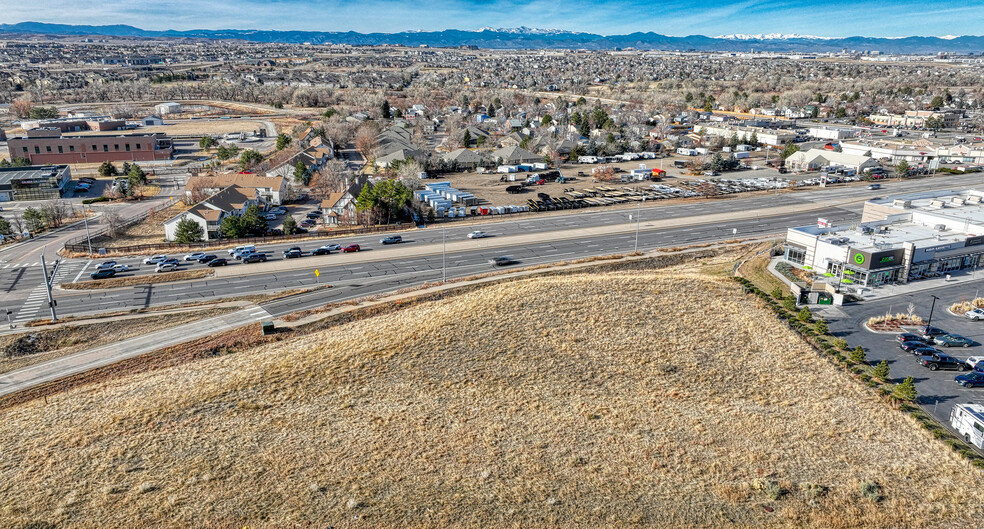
850, 346, 866, 364
81, 196, 111, 204
814, 318, 828, 334
893, 376, 918, 402
770, 286, 784, 300
797, 307, 812, 322
872, 360, 890, 380
782, 297, 797, 311
859, 482, 882, 502
833, 338, 848, 350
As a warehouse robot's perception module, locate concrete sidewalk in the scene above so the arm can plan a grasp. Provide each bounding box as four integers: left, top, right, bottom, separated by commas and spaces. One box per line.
0, 305, 272, 397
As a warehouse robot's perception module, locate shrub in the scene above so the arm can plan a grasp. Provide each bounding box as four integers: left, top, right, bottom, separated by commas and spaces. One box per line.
833, 338, 848, 350
82, 196, 111, 204
770, 287, 784, 300
859, 482, 882, 502
799, 482, 827, 498
814, 318, 828, 335
872, 360, 890, 380
782, 297, 797, 311
797, 307, 812, 322
893, 376, 918, 402
850, 346, 866, 364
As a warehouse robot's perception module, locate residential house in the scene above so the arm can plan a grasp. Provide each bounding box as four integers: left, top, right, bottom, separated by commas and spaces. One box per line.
492, 145, 541, 165
319, 176, 371, 224
442, 148, 484, 170
266, 145, 334, 181
184, 173, 287, 205
784, 148, 879, 173
163, 185, 259, 241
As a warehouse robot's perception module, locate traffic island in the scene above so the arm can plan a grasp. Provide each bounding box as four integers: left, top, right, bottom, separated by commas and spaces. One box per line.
60, 269, 214, 290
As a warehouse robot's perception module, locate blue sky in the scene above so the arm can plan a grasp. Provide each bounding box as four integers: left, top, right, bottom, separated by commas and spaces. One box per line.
4, 0, 983, 37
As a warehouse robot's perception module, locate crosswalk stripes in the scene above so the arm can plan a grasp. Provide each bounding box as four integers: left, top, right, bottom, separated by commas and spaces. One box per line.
13, 285, 49, 323
0, 262, 41, 269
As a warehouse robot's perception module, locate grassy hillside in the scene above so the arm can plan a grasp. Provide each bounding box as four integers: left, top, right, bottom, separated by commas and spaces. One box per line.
1, 260, 982, 528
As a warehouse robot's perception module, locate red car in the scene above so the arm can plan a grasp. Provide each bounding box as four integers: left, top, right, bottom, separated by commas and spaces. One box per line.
342, 244, 361, 253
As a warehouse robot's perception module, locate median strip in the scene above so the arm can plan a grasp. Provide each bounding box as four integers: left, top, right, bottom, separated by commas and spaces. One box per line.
60, 269, 214, 290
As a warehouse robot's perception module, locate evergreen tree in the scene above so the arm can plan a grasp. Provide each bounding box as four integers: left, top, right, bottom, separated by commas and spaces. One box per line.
276, 133, 292, 150
282, 215, 298, 235
850, 346, 866, 364
814, 319, 828, 335
873, 360, 890, 380
173, 218, 205, 243
893, 376, 917, 401
381, 99, 391, 119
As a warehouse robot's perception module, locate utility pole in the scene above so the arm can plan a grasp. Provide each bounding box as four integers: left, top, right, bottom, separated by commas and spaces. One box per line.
82, 204, 93, 255
442, 225, 447, 284
40, 251, 59, 322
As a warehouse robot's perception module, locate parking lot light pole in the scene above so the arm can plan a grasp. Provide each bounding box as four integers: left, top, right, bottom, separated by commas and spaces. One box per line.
927, 294, 940, 326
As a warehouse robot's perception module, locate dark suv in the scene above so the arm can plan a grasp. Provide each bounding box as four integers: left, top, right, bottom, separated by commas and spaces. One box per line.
242, 253, 268, 263
918, 353, 970, 371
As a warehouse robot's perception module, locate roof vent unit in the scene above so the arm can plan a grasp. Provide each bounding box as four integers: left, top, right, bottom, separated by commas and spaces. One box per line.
930, 199, 947, 208
968, 195, 982, 204
861, 226, 874, 235
952, 197, 966, 206
893, 199, 912, 208
935, 224, 949, 232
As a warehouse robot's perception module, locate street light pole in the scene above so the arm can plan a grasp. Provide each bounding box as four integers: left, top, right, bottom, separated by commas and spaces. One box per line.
927, 294, 940, 326
82, 204, 93, 255
634, 197, 645, 253
39, 251, 58, 323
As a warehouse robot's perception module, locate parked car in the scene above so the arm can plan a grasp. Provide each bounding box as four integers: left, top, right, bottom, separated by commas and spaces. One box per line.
918, 326, 948, 339
206, 258, 228, 267
156, 263, 178, 273
900, 340, 932, 352
184, 252, 208, 261
955, 372, 984, 388
300, 220, 315, 227
283, 248, 303, 259
143, 255, 169, 265
112, 264, 132, 272
95, 260, 118, 270
467, 231, 489, 239
90, 268, 117, 280
380, 235, 403, 245
269, 207, 287, 215
263, 213, 278, 221
895, 333, 927, 343
909, 346, 942, 357
342, 244, 361, 253
966, 356, 984, 369
934, 334, 974, 348
242, 253, 268, 263
490, 256, 517, 267
195, 254, 218, 263
966, 308, 984, 321
78, 177, 95, 183
918, 352, 970, 371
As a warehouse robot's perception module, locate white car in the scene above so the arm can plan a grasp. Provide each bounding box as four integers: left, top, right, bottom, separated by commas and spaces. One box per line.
263, 213, 278, 220
112, 264, 132, 272
467, 231, 489, 239
967, 308, 984, 321
184, 252, 207, 261
319, 243, 342, 251
966, 356, 984, 369
155, 263, 178, 273
144, 255, 168, 265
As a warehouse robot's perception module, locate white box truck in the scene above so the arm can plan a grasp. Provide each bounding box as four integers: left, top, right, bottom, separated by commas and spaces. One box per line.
951, 403, 984, 448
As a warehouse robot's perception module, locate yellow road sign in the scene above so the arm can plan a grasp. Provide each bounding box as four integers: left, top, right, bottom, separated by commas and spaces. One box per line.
314, 269, 320, 277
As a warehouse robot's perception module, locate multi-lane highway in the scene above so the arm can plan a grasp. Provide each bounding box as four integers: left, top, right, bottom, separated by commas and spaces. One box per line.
1, 172, 979, 324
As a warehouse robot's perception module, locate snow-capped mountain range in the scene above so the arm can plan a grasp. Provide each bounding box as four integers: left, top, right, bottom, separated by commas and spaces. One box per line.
2, 22, 984, 54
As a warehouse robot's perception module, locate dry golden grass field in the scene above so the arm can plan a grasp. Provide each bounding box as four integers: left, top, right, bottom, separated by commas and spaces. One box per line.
1, 259, 983, 528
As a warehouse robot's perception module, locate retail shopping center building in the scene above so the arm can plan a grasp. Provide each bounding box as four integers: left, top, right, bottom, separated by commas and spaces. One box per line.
784, 190, 984, 288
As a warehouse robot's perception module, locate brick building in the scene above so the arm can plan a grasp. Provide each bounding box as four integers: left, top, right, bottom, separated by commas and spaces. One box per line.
8, 130, 173, 164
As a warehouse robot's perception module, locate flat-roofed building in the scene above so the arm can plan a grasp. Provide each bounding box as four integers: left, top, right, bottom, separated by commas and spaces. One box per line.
0, 165, 71, 201
8, 131, 173, 164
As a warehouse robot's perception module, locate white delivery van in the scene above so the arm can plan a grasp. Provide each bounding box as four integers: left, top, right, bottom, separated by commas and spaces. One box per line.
950, 403, 984, 449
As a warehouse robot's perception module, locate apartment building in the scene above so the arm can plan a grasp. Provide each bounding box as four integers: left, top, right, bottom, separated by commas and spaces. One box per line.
8, 130, 173, 164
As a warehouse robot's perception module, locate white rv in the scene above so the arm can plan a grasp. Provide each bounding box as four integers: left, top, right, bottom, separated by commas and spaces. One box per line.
950, 403, 984, 449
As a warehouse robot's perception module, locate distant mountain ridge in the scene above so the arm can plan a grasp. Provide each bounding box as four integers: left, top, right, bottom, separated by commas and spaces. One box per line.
2, 21, 984, 54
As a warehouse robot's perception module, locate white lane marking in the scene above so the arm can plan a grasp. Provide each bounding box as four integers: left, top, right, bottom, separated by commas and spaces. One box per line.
72, 260, 93, 283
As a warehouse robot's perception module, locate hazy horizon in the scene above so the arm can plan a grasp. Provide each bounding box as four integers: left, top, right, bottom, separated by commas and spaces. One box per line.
2, 0, 983, 39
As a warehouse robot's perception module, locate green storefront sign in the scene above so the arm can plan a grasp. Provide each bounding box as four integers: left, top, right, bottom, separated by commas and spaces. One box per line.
853, 253, 865, 265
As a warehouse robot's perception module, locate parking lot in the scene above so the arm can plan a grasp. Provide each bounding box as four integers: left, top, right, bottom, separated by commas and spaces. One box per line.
818, 279, 984, 431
